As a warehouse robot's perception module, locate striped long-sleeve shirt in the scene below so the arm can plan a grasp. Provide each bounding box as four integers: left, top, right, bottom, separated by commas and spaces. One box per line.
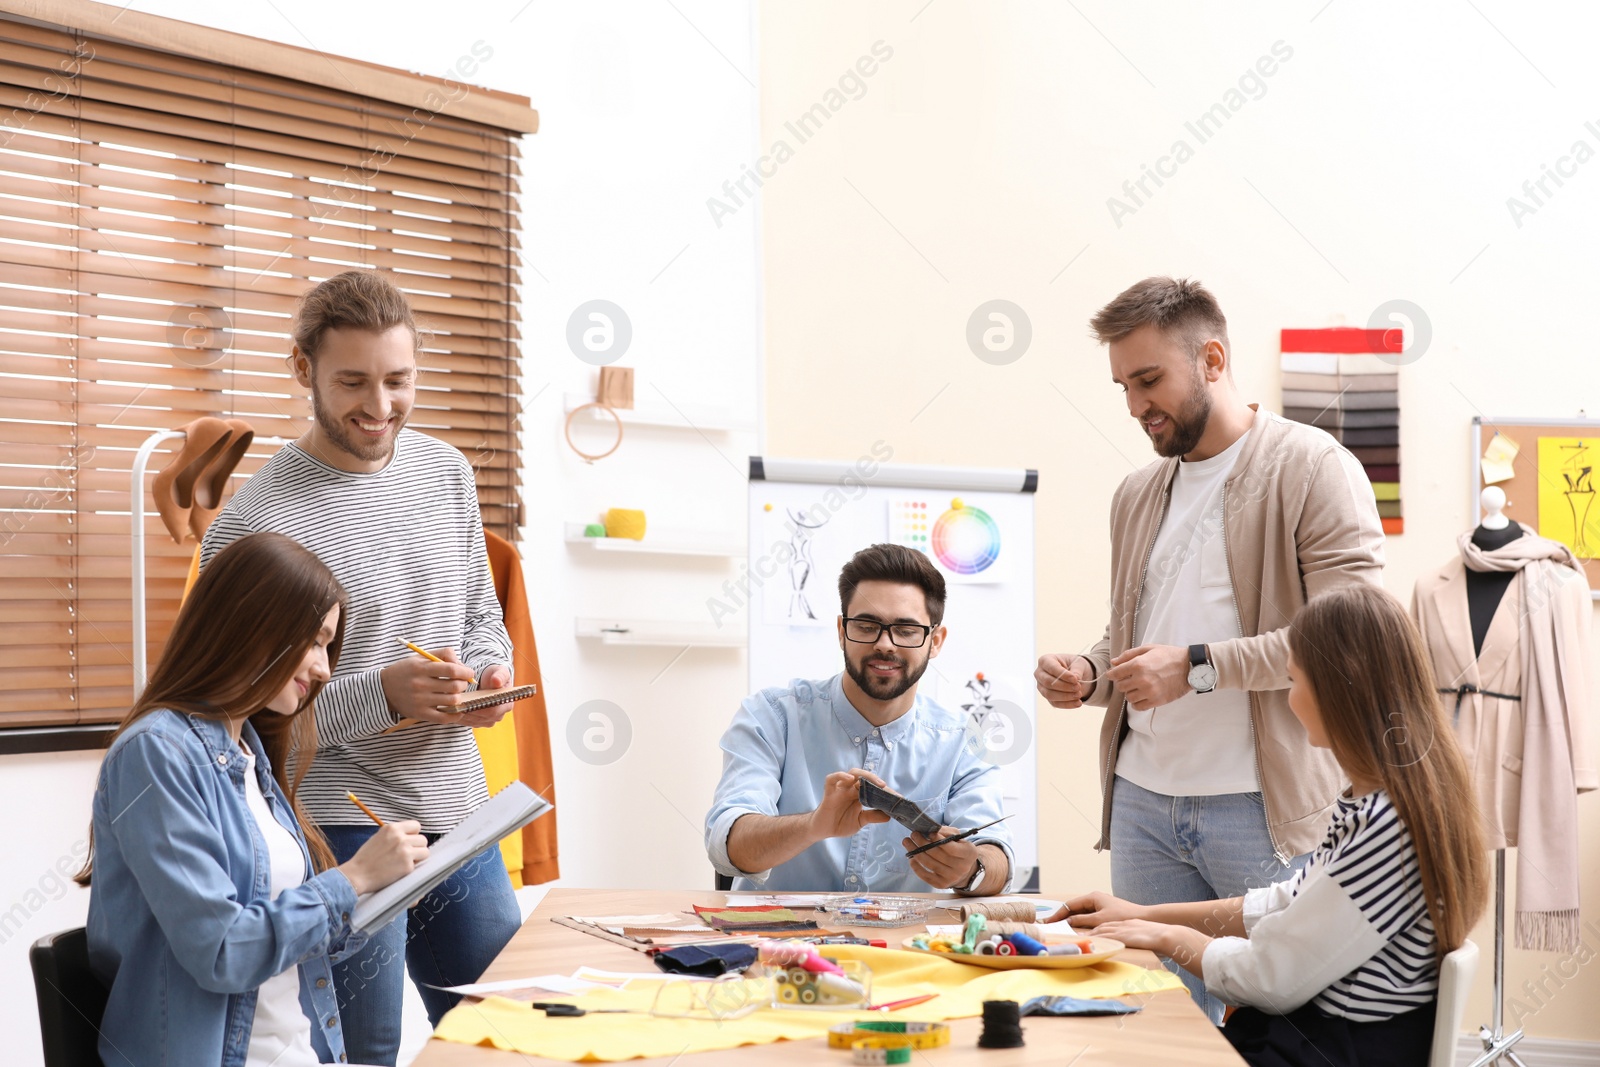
1204, 788, 1438, 1021
199, 429, 514, 832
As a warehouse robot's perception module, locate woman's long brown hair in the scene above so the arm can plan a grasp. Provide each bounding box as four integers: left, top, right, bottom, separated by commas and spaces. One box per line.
75, 532, 347, 885
1289, 584, 1488, 958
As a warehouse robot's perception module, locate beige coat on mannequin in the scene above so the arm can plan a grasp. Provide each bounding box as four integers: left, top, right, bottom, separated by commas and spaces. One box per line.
1412, 526, 1597, 951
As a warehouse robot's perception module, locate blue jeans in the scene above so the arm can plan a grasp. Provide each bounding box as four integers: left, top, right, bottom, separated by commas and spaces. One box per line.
322, 825, 522, 1066
1109, 775, 1310, 1024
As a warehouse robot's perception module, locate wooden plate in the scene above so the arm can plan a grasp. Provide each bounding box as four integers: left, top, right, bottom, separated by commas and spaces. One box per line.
899, 936, 1123, 969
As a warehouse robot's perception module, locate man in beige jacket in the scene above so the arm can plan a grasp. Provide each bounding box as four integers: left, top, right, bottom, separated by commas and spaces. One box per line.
1036, 277, 1384, 1021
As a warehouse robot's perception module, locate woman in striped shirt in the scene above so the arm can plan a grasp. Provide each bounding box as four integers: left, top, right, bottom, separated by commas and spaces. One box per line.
1061, 584, 1489, 1066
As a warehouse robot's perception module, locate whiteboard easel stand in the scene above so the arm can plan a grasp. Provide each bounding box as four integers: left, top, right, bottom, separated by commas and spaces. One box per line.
131, 427, 293, 698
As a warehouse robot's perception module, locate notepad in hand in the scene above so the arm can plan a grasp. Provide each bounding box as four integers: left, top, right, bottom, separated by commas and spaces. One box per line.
351, 781, 552, 934
380, 683, 538, 735
445, 683, 538, 714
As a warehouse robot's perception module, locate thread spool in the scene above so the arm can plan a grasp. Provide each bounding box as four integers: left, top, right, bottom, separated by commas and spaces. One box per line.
984, 922, 1043, 939
1007, 932, 1047, 957
977, 1000, 1025, 1049
993, 940, 1015, 956
759, 942, 809, 966
961, 913, 987, 953
814, 972, 866, 1003
959, 901, 1036, 924
1047, 943, 1083, 956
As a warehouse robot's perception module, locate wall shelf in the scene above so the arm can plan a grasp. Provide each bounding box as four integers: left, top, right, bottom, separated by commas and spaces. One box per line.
563, 523, 743, 558
563, 392, 755, 434
575, 617, 746, 649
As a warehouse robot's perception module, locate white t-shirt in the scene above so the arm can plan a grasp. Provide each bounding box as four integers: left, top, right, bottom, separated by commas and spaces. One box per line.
1116, 427, 1260, 797
240, 745, 321, 1067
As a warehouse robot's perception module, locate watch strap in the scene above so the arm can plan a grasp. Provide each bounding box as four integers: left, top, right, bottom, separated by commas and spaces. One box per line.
1189, 643, 1209, 668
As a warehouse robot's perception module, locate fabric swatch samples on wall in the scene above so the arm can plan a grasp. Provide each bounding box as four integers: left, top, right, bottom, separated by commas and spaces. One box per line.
1280, 328, 1403, 534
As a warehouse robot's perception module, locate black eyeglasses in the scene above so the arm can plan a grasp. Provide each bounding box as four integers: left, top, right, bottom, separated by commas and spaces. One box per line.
842, 616, 934, 648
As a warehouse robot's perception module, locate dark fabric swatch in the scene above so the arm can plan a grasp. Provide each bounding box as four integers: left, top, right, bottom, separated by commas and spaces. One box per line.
1342, 427, 1400, 447
1342, 408, 1400, 429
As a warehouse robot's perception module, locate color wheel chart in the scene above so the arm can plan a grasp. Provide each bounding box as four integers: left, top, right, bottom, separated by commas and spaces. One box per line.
932, 497, 1000, 575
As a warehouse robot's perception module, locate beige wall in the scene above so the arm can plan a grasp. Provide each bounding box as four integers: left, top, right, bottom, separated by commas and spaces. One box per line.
760, 0, 1600, 1042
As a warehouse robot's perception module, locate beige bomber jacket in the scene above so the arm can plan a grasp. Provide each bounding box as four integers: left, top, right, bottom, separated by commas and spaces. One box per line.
1082, 407, 1386, 862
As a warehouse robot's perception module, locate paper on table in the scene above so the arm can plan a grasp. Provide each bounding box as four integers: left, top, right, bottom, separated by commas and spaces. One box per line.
351, 781, 551, 934
436, 974, 607, 997
723, 893, 834, 908
1483, 432, 1520, 485
573, 967, 717, 985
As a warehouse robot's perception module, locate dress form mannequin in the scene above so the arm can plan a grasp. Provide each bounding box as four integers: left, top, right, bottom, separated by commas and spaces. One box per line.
1467, 487, 1521, 656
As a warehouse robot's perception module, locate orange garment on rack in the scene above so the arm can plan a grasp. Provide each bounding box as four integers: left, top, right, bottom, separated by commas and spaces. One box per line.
482, 529, 560, 885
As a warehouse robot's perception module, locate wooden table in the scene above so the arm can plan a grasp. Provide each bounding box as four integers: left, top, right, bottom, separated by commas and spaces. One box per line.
412, 888, 1247, 1066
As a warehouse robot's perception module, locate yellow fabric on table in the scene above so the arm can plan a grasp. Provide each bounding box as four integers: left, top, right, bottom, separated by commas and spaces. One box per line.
430, 944, 1184, 1062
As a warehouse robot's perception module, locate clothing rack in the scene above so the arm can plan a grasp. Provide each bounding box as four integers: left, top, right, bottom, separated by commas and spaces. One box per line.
1467, 849, 1526, 1067
130, 427, 292, 697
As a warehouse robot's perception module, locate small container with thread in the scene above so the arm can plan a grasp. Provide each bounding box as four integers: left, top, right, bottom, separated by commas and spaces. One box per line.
764, 946, 871, 1011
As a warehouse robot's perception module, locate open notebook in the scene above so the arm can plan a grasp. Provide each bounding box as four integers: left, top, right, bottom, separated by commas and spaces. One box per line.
351, 781, 552, 933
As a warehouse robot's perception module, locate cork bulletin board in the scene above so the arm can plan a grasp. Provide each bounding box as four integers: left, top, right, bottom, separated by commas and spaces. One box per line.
1471, 415, 1600, 600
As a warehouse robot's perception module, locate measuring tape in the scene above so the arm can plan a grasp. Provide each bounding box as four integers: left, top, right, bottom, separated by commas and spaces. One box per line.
850, 1036, 913, 1064
827, 1020, 950, 1052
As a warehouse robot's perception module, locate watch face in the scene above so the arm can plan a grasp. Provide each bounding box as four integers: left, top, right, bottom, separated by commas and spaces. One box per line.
1189, 663, 1218, 691
965, 860, 986, 892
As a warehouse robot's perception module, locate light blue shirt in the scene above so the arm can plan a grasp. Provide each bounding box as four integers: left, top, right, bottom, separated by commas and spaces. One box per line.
705, 674, 1014, 893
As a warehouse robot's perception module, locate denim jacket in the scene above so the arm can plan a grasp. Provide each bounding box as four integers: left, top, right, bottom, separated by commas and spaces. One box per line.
87, 709, 366, 1066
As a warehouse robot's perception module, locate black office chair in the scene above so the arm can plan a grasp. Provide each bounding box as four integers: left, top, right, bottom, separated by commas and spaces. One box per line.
714, 872, 733, 891
30, 927, 107, 1067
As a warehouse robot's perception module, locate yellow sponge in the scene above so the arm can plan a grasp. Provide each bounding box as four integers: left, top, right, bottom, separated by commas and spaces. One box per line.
603, 508, 647, 540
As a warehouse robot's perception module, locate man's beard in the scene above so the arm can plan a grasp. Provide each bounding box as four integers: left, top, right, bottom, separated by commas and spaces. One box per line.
845, 648, 931, 702
310, 388, 404, 464
1144, 362, 1211, 459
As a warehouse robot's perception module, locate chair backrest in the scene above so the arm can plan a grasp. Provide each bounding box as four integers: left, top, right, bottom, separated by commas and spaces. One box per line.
1429, 937, 1479, 1067
30, 928, 107, 1067
714, 872, 733, 892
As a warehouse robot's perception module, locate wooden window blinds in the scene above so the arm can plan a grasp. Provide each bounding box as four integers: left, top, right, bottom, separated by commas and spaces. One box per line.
0, 8, 534, 729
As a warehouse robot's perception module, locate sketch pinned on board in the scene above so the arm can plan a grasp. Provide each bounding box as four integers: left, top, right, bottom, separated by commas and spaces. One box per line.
1538, 437, 1600, 559
957, 672, 1032, 768
961, 672, 998, 736
760, 502, 838, 628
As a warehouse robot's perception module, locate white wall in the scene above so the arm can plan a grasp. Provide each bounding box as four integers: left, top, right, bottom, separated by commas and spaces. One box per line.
757, 0, 1600, 1043
2, 2, 761, 1064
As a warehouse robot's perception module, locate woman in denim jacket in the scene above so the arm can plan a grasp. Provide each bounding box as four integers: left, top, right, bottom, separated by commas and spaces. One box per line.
75, 532, 429, 1067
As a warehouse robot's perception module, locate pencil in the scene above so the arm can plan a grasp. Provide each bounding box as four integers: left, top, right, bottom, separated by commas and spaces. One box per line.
346, 791, 384, 827
872, 994, 939, 1012
397, 637, 474, 684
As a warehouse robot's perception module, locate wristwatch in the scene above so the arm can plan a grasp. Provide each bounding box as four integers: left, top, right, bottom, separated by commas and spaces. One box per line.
1187, 644, 1217, 694
960, 856, 987, 894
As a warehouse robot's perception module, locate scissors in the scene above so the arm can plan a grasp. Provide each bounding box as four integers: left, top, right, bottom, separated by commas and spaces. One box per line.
903, 814, 1013, 858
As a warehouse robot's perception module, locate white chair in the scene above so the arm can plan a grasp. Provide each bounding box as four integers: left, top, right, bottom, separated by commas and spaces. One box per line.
1430, 938, 1479, 1067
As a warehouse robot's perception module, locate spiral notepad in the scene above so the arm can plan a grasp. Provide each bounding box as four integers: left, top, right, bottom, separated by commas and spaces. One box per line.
449, 683, 537, 713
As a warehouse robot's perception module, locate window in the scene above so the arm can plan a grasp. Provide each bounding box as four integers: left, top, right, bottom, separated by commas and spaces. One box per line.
0, 8, 534, 730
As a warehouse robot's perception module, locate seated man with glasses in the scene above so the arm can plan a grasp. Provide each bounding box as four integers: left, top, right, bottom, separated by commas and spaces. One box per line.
705, 543, 1014, 894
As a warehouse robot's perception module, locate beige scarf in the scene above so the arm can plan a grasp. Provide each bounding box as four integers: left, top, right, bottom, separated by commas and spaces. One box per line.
1459, 526, 1595, 951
